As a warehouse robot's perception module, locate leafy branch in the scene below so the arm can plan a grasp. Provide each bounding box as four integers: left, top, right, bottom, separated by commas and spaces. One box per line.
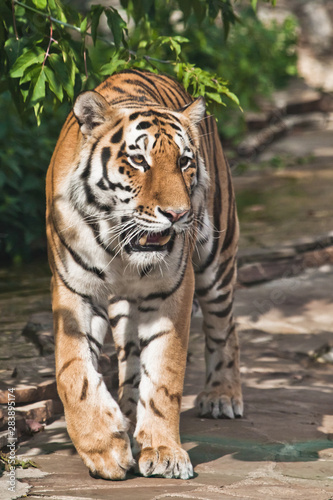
0, 0, 277, 124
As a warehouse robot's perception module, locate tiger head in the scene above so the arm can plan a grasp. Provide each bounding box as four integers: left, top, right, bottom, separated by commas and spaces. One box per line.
71, 90, 208, 267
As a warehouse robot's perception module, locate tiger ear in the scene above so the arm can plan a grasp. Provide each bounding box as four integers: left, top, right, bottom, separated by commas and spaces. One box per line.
73, 90, 109, 136
180, 96, 206, 123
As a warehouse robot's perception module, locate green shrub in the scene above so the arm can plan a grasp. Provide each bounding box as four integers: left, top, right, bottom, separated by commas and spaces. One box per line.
0, 95, 68, 262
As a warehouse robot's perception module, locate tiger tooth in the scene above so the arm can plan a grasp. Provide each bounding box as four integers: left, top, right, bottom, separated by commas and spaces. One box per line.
159, 234, 171, 246
139, 235, 148, 246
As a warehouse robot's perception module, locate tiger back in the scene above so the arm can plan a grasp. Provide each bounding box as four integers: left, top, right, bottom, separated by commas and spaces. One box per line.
46, 69, 242, 480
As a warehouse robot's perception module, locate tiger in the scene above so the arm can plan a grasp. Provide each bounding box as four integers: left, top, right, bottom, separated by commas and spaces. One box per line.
46, 68, 243, 480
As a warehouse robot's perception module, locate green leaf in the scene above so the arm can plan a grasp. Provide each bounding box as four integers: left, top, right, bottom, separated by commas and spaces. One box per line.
105, 8, 127, 49
169, 39, 182, 58
99, 58, 128, 75
48, 53, 73, 100
251, 0, 258, 9
80, 16, 88, 35
10, 48, 45, 78
31, 0, 47, 9
90, 5, 104, 45
172, 36, 189, 44
205, 92, 224, 104
223, 90, 240, 106
44, 66, 64, 101
31, 69, 46, 105
4, 37, 30, 67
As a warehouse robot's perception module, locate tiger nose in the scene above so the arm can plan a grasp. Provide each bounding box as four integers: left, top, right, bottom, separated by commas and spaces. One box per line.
159, 208, 189, 223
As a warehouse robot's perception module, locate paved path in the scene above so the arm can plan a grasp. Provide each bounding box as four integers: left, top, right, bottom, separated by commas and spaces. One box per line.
1, 265, 333, 500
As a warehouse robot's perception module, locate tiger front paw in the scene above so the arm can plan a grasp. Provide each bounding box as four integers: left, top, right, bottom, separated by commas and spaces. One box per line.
137, 445, 194, 479
79, 430, 135, 480
196, 386, 243, 419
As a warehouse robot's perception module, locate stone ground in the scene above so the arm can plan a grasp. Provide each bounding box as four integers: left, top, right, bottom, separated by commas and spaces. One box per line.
1, 264, 333, 500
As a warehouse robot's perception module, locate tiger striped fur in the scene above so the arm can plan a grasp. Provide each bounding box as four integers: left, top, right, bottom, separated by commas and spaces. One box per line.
46, 69, 243, 480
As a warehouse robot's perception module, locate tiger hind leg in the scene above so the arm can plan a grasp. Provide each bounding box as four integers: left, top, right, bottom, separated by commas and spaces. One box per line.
194, 254, 243, 419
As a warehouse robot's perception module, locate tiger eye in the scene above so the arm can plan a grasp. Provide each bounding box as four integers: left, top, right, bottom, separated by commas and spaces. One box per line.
131, 155, 145, 165
179, 156, 190, 168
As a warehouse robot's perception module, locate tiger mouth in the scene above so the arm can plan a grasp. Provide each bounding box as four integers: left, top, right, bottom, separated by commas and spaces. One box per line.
124, 229, 174, 252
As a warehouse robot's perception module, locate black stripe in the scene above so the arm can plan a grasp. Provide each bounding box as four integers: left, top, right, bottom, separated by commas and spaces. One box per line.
80, 378, 88, 400
216, 265, 235, 290
119, 374, 137, 387
112, 86, 126, 94
150, 73, 189, 107
72, 205, 115, 256
111, 127, 123, 144
124, 77, 161, 102
141, 363, 150, 378
196, 256, 233, 297
58, 357, 80, 378
140, 330, 170, 349
126, 73, 167, 105
136, 121, 152, 130
207, 336, 226, 346
54, 264, 92, 301
141, 260, 188, 301
149, 399, 165, 419
208, 301, 233, 318
88, 342, 99, 362
196, 119, 221, 274
109, 296, 136, 305
90, 303, 109, 322
110, 314, 128, 328
87, 333, 103, 351
81, 140, 99, 179
206, 322, 236, 348
138, 305, 158, 313
135, 133, 147, 144
206, 291, 231, 304
221, 162, 237, 254
52, 216, 105, 280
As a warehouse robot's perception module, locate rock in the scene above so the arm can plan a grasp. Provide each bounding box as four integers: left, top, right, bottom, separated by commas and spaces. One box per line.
16, 399, 63, 424
245, 111, 272, 130
238, 234, 333, 285
0, 380, 58, 405
273, 80, 323, 114
238, 112, 330, 157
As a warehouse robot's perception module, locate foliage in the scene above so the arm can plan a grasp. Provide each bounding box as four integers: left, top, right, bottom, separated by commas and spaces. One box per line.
0, 0, 296, 262
179, 7, 298, 139
1, 0, 276, 124
0, 452, 38, 471
0, 95, 67, 261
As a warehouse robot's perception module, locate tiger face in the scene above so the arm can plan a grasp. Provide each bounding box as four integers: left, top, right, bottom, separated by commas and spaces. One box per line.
71, 91, 207, 267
